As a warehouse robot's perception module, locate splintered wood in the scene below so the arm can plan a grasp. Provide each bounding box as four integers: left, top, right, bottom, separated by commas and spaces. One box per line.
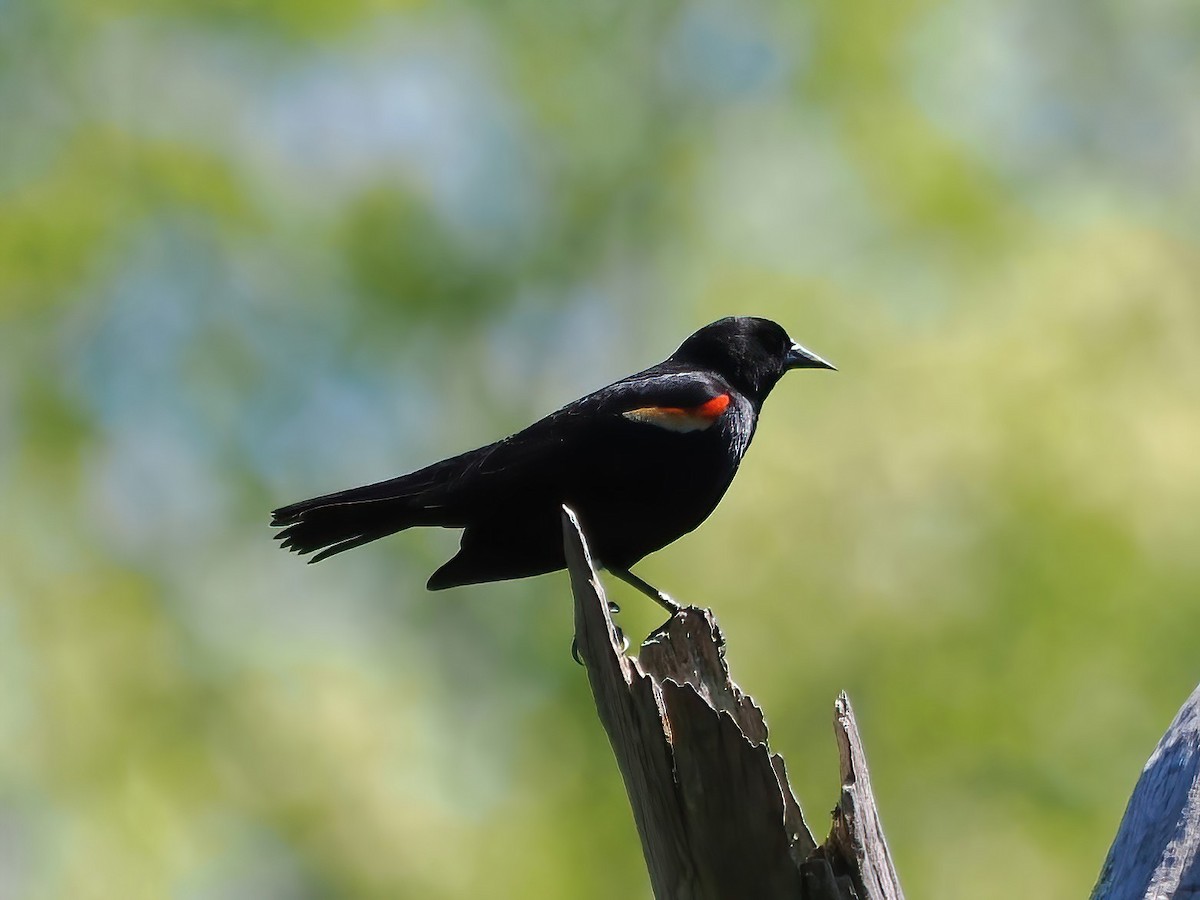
562, 506, 903, 900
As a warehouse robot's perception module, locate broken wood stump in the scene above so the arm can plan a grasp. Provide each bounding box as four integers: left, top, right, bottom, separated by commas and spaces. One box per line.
562, 506, 904, 900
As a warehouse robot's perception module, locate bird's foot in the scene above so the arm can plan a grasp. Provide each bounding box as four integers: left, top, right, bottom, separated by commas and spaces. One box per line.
571, 601, 626, 665
655, 592, 682, 615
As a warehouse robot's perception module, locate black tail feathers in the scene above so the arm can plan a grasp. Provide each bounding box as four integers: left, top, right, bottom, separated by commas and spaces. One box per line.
272, 479, 458, 563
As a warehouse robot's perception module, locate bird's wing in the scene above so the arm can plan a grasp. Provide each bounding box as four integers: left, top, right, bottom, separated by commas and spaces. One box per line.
352, 369, 736, 519
271, 368, 738, 562
272, 368, 734, 526
456, 367, 736, 477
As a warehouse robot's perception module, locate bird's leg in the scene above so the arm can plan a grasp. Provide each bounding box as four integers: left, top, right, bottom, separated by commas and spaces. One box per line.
609, 568, 683, 614
570, 569, 679, 664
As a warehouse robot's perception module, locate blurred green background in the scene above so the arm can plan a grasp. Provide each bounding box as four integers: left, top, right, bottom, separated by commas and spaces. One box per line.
3, 0, 1200, 897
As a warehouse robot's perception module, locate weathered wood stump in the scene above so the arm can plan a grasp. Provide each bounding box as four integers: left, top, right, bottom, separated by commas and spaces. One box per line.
562, 506, 903, 900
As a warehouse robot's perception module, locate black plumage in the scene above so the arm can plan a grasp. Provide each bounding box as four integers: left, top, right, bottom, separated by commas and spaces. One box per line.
272, 316, 833, 610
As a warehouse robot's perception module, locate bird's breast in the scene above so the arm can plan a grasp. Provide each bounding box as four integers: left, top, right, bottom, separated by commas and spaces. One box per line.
563, 408, 754, 567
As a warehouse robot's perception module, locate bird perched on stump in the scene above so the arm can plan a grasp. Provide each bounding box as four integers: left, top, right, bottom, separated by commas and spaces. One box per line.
272, 316, 834, 613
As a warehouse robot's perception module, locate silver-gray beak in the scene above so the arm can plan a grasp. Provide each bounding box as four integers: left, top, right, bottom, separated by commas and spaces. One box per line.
785, 341, 836, 371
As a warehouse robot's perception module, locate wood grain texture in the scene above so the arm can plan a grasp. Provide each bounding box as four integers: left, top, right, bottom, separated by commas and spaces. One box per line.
1092, 683, 1200, 900
562, 505, 903, 900
829, 694, 905, 900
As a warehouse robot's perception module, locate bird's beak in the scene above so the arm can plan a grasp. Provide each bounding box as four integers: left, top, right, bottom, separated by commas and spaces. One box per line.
785, 341, 836, 371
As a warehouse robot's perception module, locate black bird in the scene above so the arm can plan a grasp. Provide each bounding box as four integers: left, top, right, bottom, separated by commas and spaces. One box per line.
272, 316, 834, 613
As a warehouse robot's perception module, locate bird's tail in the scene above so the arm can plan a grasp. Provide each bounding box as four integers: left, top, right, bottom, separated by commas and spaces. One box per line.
271, 469, 464, 563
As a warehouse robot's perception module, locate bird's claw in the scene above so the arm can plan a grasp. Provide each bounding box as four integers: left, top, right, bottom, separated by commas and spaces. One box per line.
658, 593, 682, 614
570, 611, 629, 666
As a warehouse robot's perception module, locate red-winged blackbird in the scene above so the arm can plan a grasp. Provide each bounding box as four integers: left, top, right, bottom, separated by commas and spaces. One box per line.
272, 316, 833, 612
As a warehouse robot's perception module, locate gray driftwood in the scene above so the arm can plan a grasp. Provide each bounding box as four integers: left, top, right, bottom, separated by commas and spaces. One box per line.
1092, 683, 1200, 900
562, 506, 904, 900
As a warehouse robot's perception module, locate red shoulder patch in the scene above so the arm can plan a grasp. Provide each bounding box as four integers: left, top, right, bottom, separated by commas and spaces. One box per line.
622, 392, 731, 433
695, 393, 731, 419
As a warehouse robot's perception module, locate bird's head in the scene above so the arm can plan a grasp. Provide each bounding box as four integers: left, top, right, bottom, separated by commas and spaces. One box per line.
672, 316, 835, 405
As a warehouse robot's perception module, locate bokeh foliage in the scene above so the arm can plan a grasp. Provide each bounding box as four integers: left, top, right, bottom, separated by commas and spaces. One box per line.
3, 0, 1200, 897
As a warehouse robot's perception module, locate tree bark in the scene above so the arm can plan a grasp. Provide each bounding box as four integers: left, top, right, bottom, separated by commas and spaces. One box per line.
562, 506, 904, 900
1092, 683, 1200, 900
